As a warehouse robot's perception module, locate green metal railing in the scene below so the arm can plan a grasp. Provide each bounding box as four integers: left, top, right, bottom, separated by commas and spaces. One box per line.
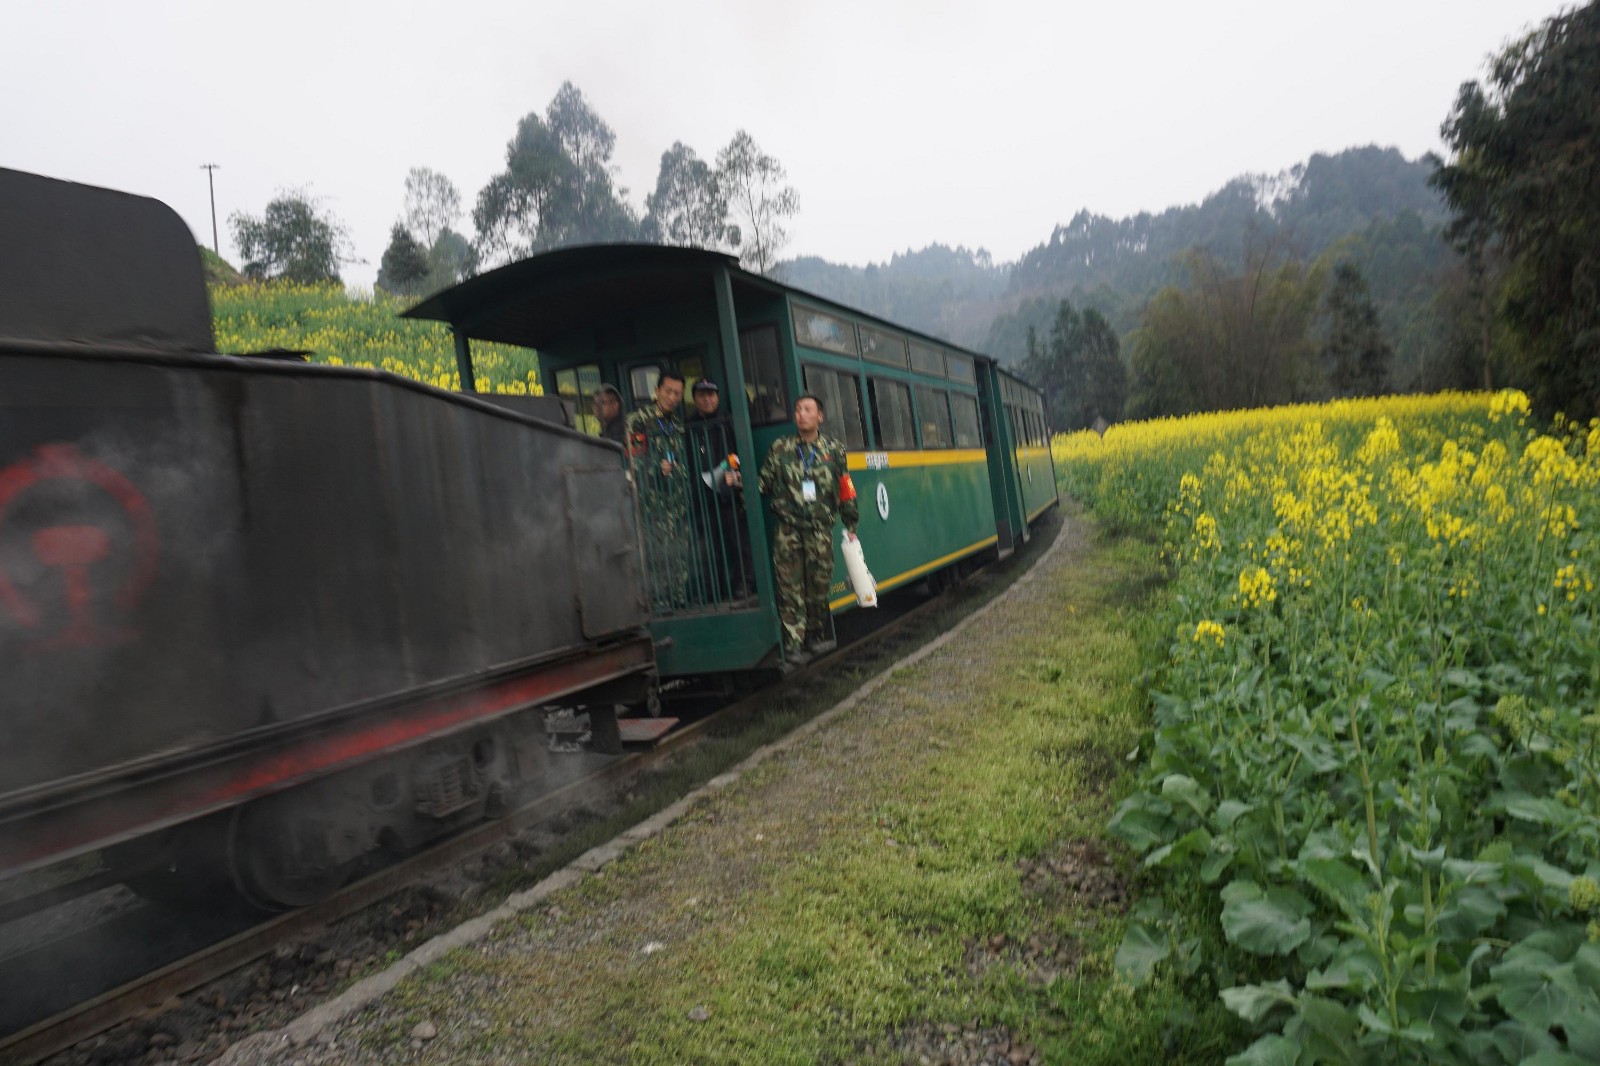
633, 418, 756, 615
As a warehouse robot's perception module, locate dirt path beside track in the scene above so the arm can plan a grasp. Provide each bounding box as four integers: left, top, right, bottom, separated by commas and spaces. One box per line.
215, 510, 1162, 1066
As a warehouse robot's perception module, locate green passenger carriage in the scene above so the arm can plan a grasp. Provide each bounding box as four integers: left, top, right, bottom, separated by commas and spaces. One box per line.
405, 245, 1057, 677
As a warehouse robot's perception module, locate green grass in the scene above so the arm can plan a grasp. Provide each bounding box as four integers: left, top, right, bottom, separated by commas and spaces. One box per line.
361, 518, 1241, 1064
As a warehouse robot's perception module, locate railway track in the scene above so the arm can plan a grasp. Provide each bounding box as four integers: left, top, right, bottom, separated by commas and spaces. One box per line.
0, 533, 1041, 1066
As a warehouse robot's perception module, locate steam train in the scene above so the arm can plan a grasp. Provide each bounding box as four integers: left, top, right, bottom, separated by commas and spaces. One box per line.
0, 168, 1055, 910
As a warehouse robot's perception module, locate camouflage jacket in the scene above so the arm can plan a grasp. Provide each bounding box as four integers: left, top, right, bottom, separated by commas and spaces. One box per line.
758, 433, 859, 532
625, 406, 686, 481
624, 404, 688, 515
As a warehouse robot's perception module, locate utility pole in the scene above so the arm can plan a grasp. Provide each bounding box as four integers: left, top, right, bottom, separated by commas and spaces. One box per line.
200, 163, 220, 255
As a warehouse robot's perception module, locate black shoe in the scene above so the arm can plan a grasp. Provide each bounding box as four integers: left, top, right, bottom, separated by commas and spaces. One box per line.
806, 638, 837, 656
786, 647, 814, 666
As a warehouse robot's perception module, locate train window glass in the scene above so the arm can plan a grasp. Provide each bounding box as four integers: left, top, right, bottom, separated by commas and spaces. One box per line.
951, 393, 982, 448
557, 365, 603, 434
791, 304, 858, 357
679, 353, 706, 393
803, 364, 867, 451
946, 353, 976, 384
868, 377, 916, 450
909, 340, 945, 376
913, 384, 953, 449
739, 324, 790, 425
628, 364, 661, 409
860, 324, 909, 368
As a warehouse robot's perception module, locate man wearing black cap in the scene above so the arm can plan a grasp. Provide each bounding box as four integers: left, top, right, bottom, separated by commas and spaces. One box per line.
687, 379, 753, 599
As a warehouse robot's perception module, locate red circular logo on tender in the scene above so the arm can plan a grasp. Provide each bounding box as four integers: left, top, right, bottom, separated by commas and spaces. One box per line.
0, 444, 160, 651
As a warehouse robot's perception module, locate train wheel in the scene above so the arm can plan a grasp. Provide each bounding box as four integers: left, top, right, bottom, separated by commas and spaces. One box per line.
226, 802, 351, 911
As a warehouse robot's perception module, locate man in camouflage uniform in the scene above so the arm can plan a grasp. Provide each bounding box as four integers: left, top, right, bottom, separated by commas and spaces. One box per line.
626, 370, 689, 610
758, 393, 859, 663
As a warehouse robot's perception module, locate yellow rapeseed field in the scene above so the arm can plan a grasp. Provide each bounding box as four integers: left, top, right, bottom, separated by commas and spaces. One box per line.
210, 282, 541, 395
1061, 392, 1600, 1061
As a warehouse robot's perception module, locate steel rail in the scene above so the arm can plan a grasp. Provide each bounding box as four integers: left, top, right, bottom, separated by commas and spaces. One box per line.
0, 551, 1000, 1066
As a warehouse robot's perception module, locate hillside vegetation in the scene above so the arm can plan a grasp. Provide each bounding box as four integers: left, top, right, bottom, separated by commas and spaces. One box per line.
209, 282, 540, 394
785, 146, 1454, 392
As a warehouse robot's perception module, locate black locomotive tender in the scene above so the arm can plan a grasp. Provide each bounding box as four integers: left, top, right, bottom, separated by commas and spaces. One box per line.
0, 169, 655, 909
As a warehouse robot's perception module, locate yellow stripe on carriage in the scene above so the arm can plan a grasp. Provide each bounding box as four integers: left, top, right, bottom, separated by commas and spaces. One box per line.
829, 535, 1000, 609
846, 448, 988, 471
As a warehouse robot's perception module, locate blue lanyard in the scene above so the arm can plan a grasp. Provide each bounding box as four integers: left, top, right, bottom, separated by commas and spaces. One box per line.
800, 442, 818, 473
657, 417, 675, 462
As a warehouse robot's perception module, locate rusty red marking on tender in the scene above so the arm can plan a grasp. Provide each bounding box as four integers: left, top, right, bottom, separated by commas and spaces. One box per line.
0, 444, 160, 649
0, 639, 655, 875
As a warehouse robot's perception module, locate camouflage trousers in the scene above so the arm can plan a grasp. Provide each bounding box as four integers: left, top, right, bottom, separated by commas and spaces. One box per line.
641, 507, 689, 611
771, 519, 834, 652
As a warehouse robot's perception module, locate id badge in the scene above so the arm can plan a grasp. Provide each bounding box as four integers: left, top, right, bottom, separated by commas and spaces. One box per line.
801, 478, 818, 502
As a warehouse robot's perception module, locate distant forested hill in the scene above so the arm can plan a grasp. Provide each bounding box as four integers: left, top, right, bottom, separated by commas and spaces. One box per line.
780, 244, 1008, 350
780, 146, 1458, 392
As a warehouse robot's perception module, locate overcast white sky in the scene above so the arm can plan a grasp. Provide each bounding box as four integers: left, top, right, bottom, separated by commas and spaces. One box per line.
4, 0, 1567, 289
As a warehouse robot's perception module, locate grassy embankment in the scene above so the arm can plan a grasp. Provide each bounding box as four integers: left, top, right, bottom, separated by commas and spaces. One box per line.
335, 514, 1238, 1064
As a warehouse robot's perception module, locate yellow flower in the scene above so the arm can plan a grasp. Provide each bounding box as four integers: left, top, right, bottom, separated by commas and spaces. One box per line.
1237, 566, 1277, 608
1192, 619, 1225, 646
1488, 388, 1531, 422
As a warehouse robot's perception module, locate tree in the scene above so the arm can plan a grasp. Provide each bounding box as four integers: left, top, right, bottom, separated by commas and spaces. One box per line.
643, 142, 739, 250
1021, 300, 1126, 430
230, 190, 354, 284
716, 130, 798, 275
546, 81, 636, 241
472, 112, 581, 264
1320, 262, 1393, 396
376, 224, 430, 296
1126, 235, 1324, 417
403, 167, 461, 251
1431, 3, 1600, 416
423, 228, 475, 292
471, 83, 638, 265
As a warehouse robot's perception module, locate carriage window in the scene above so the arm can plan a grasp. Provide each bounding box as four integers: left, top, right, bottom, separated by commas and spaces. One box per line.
791, 304, 857, 357
556, 364, 603, 433
628, 364, 661, 409
739, 325, 789, 425
946, 353, 976, 384
803, 364, 867, 451
914, 385, 953, 449
910, 340, 944, 376
860, 324, 909, 368
951, 393, 982, 448
868, 377, 916, 450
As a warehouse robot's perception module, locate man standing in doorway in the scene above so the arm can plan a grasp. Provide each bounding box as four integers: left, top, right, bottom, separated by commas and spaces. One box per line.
592, 383, 626, 446
758, 393, 859, 663
627, 370, 689, 610
687, 379, 752, 600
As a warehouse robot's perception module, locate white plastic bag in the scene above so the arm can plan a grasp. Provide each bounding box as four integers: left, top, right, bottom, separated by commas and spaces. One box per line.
842, 533, 877, 607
